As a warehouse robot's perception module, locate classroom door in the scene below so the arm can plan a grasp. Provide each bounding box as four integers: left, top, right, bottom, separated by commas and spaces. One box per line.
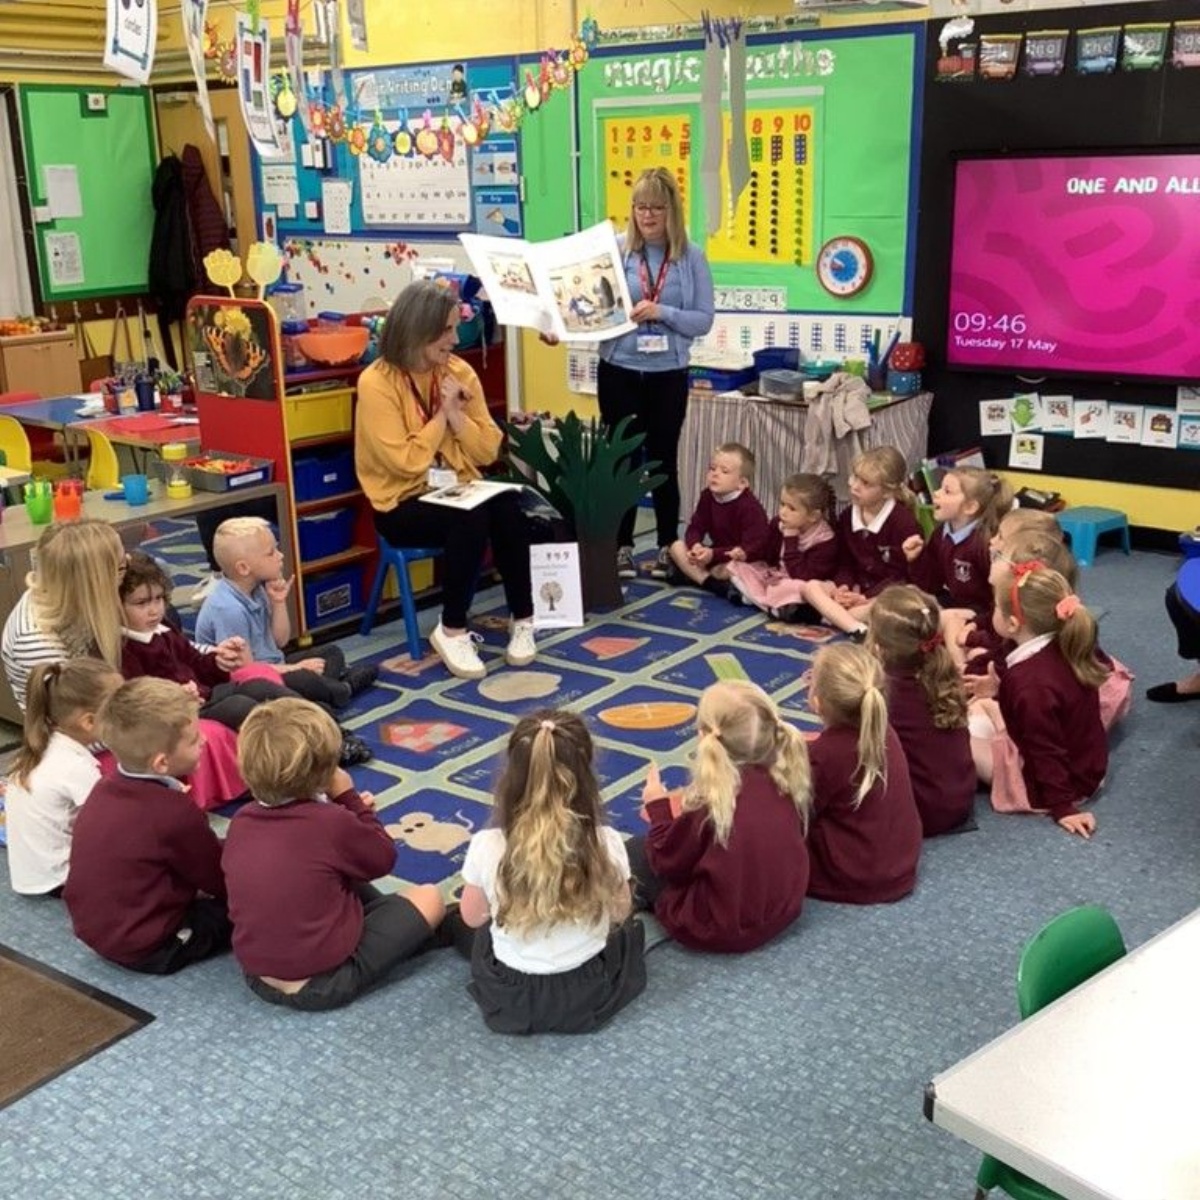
154, 87, 256, 258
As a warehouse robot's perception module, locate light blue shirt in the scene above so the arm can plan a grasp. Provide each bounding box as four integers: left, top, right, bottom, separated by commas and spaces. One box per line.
601, 239, 715, 372
194, 579, 283, 665
942, 519, 980, 546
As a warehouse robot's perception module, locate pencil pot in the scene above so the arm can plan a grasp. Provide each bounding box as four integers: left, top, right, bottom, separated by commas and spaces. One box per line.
134, 379, 157, 412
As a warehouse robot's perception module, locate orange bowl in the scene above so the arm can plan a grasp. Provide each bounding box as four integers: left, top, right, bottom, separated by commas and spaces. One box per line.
295, 326, 369, 366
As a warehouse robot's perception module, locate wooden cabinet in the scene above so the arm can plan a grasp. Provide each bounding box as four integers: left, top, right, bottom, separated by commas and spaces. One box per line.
0, 330, 82, 397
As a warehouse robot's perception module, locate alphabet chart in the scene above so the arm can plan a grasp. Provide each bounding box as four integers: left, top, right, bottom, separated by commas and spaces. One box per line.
601, 113, 692, 229
359, 119, 471, 227
705, 105, 816, 268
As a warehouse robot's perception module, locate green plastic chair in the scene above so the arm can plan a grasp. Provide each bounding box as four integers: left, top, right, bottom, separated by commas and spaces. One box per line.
974, 905, 1126, 1200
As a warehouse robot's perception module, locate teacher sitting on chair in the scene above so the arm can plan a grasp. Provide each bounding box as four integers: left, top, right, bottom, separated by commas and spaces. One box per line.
355, 279, 535, 681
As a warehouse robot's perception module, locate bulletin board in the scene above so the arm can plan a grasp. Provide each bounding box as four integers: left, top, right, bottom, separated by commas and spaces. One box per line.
18, 85, 157, 301
257, 57, 523, 243
566, 29, 922, 315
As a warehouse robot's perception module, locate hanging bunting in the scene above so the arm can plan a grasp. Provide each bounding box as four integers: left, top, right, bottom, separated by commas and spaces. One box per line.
285, 0, 311, 138
236, 13, 285, 159
105, 0, 158, 85
182, 0, 215, 144
366, 111, 393, 163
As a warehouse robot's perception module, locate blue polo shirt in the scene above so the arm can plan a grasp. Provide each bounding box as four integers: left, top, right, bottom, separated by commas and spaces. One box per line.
194, 579, 283, 665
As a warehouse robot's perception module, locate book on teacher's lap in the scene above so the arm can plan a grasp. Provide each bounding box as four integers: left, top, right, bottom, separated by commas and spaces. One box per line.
419, 480, 525, 511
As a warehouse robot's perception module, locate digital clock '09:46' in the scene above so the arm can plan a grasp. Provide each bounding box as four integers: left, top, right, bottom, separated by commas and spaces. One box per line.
951, 312, 1029, 334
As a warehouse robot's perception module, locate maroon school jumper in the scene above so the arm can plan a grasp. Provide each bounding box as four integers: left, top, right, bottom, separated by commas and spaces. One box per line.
998, 639, 1107, 821
806, 725, 922, 904
223, 789, 398, 979
682, 489, 773, 566
65, 774, 226, 965
121, 625, 229, 700
643, 764, 810, 952
835, 501, 921, 598
910, 524, 994, 614
885, 670, 975, 836
763, 520, 841, 581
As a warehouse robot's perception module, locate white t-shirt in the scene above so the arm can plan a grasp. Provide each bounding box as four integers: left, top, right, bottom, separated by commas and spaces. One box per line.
462, 826, 630, 975
5, 732, 100, 894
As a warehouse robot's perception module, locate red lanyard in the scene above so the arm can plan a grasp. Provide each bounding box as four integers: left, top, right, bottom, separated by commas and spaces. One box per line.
637, 252, 670, 303
403, 369, 440, 423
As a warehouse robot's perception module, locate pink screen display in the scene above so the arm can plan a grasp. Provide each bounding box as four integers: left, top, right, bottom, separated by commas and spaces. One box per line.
946, 154, 1200, 381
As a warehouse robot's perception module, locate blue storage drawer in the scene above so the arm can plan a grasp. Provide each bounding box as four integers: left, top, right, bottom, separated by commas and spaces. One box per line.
303, 567, 363, 628
292, 448, 356, 502
297, 507, 355, 561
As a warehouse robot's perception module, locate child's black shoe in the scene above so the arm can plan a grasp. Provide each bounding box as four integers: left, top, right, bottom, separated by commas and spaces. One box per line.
344, 663, 379, 696
847, 627, 868, 645
338, 730, 373, 766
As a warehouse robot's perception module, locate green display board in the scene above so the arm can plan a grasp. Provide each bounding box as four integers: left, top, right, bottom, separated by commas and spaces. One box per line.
18, 85, 157, 302
537, 30, 919, 314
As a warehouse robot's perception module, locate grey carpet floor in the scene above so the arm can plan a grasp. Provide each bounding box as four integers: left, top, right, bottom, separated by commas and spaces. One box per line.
0, 547, 1196, 1200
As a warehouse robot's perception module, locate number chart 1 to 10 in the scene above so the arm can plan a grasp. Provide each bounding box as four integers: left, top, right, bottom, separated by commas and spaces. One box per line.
602, 114, 692, 230
707, 107, 815, 269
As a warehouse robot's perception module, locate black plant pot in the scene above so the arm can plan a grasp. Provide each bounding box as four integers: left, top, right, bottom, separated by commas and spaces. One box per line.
578, 535, 624, 612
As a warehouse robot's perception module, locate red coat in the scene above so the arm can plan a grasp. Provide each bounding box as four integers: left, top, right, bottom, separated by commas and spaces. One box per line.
835, 502, 921, 597
762, 520, 840, 581
644, 765, 809, 952
806, 725, 922, 904
910, 524, 994, 615
683, 489, 773, 566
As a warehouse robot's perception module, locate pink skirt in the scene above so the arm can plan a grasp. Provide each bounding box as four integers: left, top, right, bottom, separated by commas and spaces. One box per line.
96, 718, 245, 812
728, 562, 811, 611
1099, 656, 1133, 731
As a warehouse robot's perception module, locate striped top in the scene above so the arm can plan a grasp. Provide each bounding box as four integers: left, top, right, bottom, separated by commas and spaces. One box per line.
1, 590, 73, 712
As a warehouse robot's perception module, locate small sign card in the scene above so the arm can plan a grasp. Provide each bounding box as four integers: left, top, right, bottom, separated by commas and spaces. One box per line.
1009, 431, 1045, 471
1106, 404, 1144, 445
1073, 399, 1109, 439
530, 542, 584, 629
1141, 408, 1179, 449
979, 399, 1011, 436
1041, 394, 1074, 433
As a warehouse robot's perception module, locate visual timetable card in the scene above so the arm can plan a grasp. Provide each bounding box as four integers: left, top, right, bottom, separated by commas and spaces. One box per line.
706, 106, 816, 269
601, 113, 692, 230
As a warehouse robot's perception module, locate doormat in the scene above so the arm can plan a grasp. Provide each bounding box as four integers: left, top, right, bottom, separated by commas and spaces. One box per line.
0, 943, 154, 1110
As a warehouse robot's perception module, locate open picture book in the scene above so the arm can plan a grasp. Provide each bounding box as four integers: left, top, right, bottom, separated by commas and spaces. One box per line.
459, 221, 637, 344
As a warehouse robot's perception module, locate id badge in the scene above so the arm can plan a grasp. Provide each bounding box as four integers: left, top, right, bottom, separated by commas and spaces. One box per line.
427, 467, 457, 490
637, 333, 669, 354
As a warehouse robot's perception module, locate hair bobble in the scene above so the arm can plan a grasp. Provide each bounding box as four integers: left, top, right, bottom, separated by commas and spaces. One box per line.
540, 719, 556, 733
1008, 558, 1044, 626
1055, 594, 1082, 620
919, 631, 944, 654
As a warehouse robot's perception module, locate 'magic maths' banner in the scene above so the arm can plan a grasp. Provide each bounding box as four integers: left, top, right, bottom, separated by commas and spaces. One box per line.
946, 153, 1200, 382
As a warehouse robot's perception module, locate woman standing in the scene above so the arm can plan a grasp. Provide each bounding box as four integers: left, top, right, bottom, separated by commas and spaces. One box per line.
355, 280, 535, 681
600, 168, 714, 579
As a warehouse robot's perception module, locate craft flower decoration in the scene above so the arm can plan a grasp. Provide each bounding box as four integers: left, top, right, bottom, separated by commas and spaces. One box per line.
309, 103, 327, 137
347, 124, 368, 157
367, 114, 392, 163
202, 306, 269, 397
325, 105, 347, 142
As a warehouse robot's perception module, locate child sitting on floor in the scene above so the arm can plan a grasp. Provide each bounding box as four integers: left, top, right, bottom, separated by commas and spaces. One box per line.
5, 659, 122, 897
64, 678, 232, 973
867, 586, 975, 837
195, 517, 377, 712
795, 446, 923, 642
805, 642, 922, 904
193, 518, 374, 764
457, 709, 646, 1034
970, 561, 1108, 838
627, 680, 812, 953
727, 472, 840, 622
223, 698, 445, 1012
666, 443, 772, 596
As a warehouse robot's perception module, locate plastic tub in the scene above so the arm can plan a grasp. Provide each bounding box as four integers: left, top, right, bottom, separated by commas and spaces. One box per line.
759, 368, 805, 401
292, 447, 356, 502
303, 567, 363, 628
297, 507, 355, 562
752, 346, 801, 374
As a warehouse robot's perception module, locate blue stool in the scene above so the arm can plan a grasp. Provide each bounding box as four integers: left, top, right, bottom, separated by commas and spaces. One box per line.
1056, 506, 1131, 568
360, 540, 443, 659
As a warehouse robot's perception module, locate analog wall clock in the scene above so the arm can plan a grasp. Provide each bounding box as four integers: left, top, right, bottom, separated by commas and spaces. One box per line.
816, 236, 874, 298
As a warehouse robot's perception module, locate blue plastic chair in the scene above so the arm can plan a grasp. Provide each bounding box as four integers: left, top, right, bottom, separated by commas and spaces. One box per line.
359, 540, 443, 659
1056, 506, 1130, 568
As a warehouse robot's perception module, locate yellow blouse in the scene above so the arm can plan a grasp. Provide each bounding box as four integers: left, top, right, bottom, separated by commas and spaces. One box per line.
354, 354, 503, 512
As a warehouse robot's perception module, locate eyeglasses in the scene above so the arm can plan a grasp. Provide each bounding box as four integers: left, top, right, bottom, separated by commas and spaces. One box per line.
634, 203, 667, 214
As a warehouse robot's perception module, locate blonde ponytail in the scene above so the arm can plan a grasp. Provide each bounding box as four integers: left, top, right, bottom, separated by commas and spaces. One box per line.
812, 643, 891, 807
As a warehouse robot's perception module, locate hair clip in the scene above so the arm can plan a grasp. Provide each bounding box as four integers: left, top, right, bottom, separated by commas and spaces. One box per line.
919, 631, 944, 654
1055, 594, 1082, 620
1011, 559, 1043, 586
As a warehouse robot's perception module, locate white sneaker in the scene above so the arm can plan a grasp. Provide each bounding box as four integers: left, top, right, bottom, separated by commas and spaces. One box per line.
430, 624, 486, 680
506, 619, 537, 667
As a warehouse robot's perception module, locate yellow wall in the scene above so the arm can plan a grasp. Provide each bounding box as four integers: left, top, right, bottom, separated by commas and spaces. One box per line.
1000, 472, 1200, 534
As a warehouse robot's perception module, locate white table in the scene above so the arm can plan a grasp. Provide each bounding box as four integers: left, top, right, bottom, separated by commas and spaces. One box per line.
925, 908, 1200, 1200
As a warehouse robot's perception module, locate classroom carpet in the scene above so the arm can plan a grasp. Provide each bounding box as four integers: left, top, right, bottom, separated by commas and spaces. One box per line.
0, 517, 834, 892
0, 943, 154, 1109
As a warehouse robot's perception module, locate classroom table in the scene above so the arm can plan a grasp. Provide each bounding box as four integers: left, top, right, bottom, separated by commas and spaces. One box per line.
0, 481, 291, 726
0, 395, 92, 430
677, 390, 932, 513
924, 907, 1200, 1200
